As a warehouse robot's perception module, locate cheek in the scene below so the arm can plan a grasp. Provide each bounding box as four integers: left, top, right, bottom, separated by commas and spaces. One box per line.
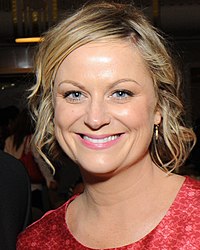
114, 101, 156, 129
114, 104, 148, 122
54, 103, 73, 132
53, 105, 74, 147
54, 102, 83, 130
54, 105, 66, 127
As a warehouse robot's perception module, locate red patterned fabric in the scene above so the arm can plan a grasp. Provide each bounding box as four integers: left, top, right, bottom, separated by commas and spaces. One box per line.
17, 176, 200, 249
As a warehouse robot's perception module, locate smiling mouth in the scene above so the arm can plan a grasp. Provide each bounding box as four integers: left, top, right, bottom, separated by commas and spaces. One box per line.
83, 135, 119, 143
78, 133, 124, 149
80, 133, 123, 144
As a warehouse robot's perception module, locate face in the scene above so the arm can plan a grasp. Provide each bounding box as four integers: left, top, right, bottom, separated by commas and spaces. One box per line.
53, 40, 161, 177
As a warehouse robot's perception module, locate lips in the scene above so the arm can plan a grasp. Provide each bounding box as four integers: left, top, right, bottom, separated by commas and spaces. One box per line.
78, 133, 123, 149
83, 134, 120, 144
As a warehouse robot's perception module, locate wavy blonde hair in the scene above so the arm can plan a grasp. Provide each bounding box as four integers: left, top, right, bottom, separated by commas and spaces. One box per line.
29, 1, 196, 172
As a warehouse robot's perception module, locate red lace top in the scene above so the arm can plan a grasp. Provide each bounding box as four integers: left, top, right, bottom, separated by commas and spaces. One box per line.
17, 176, 200, 249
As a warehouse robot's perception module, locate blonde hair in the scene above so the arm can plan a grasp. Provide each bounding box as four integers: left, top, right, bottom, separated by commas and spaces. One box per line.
29, 1, 196, 172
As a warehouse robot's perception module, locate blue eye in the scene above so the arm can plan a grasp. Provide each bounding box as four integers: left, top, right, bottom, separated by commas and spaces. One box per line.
112, 90, 134, 99
63, 91, 84, 102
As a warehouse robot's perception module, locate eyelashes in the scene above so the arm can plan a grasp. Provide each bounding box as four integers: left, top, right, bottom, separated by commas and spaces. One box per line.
111, 89, 134, 98
63, 91, 82, 99
62, 89, 135, 103
63, 91, 85, 103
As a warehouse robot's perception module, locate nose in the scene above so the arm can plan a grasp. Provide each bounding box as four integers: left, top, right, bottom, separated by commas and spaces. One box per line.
84, 99, 111, 130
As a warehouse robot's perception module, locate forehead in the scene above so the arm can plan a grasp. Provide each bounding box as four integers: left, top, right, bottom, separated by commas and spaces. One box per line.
61, 39, 142, 64
55, 40, 153, 88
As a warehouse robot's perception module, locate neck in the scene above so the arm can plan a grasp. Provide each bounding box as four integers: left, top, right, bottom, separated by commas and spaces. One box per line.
67, 157, 184, 249
80, 157, 167, 211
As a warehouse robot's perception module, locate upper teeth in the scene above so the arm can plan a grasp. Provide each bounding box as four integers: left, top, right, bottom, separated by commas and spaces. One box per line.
83, 135, 119, 143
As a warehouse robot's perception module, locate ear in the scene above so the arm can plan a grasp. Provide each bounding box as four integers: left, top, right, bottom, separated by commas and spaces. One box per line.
154, 110, 162, 125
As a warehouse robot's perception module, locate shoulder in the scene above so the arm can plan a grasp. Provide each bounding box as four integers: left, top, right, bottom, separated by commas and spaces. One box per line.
0, 150, 30, 190
17, 197, 75, 249
183, 176, 200, 195
22, 201, 67, 229
178, 176, 200, 213
167, 176, 200, 245
0, 150, 31, 249
0, 149, 23, 166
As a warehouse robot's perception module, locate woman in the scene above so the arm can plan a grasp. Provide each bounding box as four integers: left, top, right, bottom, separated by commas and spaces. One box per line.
17, 1, 200, 249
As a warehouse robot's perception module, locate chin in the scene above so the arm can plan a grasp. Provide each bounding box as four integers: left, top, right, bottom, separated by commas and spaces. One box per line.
77, 157, 121, 177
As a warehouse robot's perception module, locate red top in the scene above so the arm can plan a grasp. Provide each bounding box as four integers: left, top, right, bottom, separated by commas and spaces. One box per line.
17, 176, 200, 249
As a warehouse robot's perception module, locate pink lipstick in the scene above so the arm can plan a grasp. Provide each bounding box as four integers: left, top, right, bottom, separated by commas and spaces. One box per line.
79, 133, 123, 149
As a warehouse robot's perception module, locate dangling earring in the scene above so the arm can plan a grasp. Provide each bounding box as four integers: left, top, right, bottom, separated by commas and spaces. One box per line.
154, 124, 159, 141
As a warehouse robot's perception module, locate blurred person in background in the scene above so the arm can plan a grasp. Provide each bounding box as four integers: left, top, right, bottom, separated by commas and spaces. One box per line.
0, 150, 31, 250
0, 105, 19, 150
4, 108, 57, 216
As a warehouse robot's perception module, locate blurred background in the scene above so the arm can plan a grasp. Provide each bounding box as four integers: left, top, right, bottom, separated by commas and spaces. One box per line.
0, 0, 200, 215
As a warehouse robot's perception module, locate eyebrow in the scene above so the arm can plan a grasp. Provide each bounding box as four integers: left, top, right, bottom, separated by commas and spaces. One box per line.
58, 78, 141, 89
109, 78, 141, 87
58, 80, 87, 91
